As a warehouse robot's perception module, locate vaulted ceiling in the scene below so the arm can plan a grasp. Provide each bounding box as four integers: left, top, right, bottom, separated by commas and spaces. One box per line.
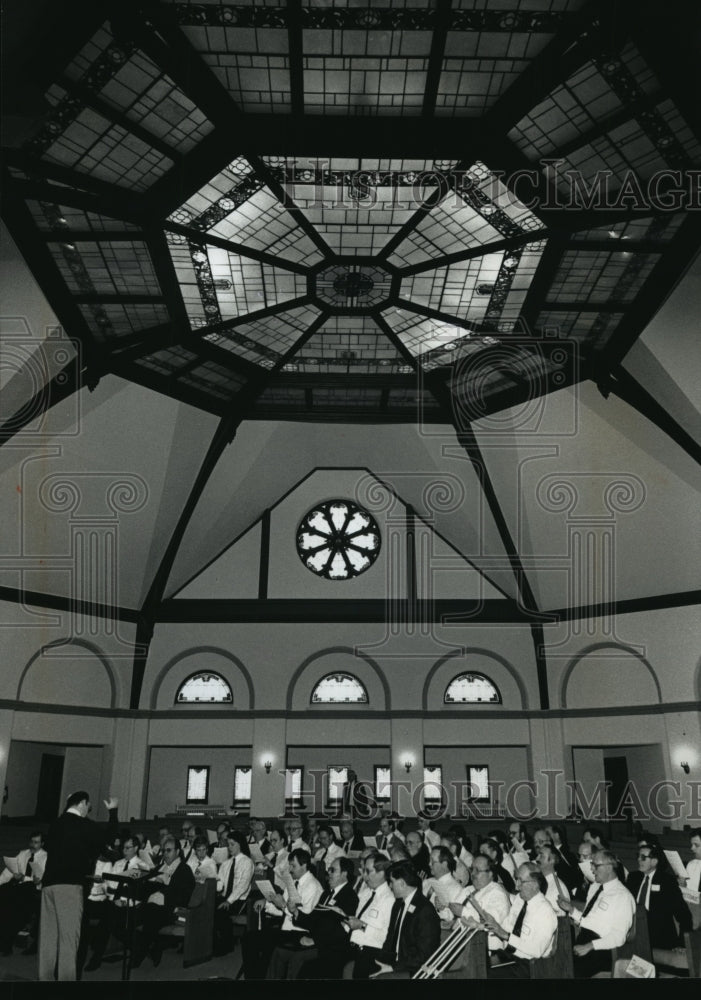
2, 0, 700, 427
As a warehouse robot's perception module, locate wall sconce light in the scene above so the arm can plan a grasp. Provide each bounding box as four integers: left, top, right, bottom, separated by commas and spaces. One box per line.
404, 760, 413, 773
264, 760, 272, 774
681, 761, 690, 775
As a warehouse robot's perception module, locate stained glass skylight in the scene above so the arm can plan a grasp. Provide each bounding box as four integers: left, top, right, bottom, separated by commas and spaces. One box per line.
8, 2, 695, 420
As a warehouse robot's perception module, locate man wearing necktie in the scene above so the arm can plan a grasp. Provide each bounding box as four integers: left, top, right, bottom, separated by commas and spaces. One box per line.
625, 845, 692, 949
0, 831, 46, 955
267, 856, 358, 978
559, 849, 635, 977
484, 862, 558, 978
364, 860, 440, 979
536, 844, 571, 915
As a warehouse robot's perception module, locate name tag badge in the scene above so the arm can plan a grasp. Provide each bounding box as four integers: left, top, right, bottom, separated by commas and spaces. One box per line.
368, 908, 378, 918
598, 899, 609, 911
651, 884, 661, 892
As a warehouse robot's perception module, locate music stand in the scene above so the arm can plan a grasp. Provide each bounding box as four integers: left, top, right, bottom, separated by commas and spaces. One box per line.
99, 869, 161, 980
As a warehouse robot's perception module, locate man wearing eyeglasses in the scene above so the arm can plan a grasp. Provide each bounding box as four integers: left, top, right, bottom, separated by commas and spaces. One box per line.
626, 845, 692, 949
482, 862, 558, 978
132, 836, 195, 967
558, 849, 635, 977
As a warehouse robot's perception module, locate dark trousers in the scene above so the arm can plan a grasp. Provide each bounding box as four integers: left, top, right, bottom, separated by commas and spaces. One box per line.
341, 945, 384, 979
0, 882, 40, 951
213, 898, 247, 954
240, 917, 283, 979
573, 926, 611, 978
266, 933, 316, 979
133, 902, 174, 960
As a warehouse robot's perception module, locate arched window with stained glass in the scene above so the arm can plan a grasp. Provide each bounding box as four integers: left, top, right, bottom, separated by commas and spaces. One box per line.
310, 672, 368, 704
444, 672, 501, 704
176, 672, 233, 704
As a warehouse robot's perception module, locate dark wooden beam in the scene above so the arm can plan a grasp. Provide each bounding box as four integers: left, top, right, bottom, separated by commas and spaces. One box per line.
0, 356, 86, 447
1, 170, 102, 370
287, 0, 304, 117
547, 589, 701, 621
483, 0, 626, 134
164, 223, 310, 274
0, 584, 139, 623
597, 213, 701, 368
605, 366, 701, 468
422, 0, 452, 118
156, 598, 535, 624
56, 74, 182, 163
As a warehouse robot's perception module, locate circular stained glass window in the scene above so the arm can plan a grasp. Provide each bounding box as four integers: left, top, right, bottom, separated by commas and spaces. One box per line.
297, 499, 381, 580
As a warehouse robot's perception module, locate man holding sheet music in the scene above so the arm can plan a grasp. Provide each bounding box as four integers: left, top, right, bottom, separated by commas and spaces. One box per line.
266, 856, 358, 978
0, 831, 46, 955
241, 848, 322, 978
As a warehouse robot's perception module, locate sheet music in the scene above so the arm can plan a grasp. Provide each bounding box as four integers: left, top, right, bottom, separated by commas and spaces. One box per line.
663, 850, 687, 879
3, 856, 20, 876
256, 879, 279, 901
249, 843, 266, 863
206, 829, 218, 844
212, 847, 228, 865
625, 955, 655, 978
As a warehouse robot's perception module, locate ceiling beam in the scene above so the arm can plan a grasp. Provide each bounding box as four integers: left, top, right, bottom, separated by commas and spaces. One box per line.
1, 170, 103, 374
165, 223, 310, 275
0, 355, 87, 447
422, 0, 452, 118
56, 74, 182, 164
287, 0, 305, 117
596, 213, 701, 369
483, 0, 626, 134
605, 366, 701, 468
156, 598, 533, 624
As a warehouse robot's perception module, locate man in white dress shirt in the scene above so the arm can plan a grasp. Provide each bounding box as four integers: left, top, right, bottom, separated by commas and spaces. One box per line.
559, 848, 635, 977
536, 844, 571, 915
0, 832, 47, 955
422, 847, 468, 924
341, 854, 395, 979
450, 855, 512, 955
417, 814, 441, 850
313, 825, 343, 875
242, 848, 322, 978
483, 863, 558, 978
187, 836, 218, 882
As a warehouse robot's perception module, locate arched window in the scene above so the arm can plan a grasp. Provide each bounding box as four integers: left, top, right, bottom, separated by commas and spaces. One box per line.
176, 672, 233, 704
311, 672, 368, 704
444, 672, 501, 704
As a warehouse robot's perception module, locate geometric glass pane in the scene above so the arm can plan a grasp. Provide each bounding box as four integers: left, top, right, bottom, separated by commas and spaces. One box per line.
176, 672, 233, 703
328, 766, 348, 802
187, 766, 209, 803
297, 499, 381, 580
423, 766, 443, 803
234, 766, 252, 804
375, 766, 391, 802
311, 673, 368, 704
444, 672, 501, 704
467, 765, 490, 802
285, 767, 302, 801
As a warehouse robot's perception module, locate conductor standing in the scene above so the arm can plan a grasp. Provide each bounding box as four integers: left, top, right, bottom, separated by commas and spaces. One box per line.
39, 790, 118, 981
